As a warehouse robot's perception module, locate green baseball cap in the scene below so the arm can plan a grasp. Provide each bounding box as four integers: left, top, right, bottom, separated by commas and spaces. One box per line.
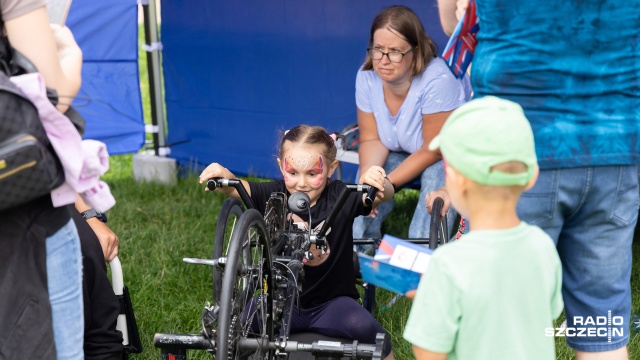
429, 96, 537, 186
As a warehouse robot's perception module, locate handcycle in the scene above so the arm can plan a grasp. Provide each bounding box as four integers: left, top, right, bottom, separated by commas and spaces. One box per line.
154, 178, 450, 360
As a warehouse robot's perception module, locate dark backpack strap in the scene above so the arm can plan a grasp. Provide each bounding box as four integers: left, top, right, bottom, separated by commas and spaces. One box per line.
0, 12, 11, 74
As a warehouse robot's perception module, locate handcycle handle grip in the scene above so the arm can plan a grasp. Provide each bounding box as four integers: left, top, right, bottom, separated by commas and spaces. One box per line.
364, 185, 378, 206
206, 177, 255, 210
206, 178, 220, 191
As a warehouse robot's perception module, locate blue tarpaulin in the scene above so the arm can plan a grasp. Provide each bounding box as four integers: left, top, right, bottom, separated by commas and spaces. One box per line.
161, 0, 448, 180
67, 0, 145, 155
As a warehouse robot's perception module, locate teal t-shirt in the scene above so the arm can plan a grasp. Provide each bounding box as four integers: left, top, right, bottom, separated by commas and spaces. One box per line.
403, 222, 563, 360
472, 0, 640, 169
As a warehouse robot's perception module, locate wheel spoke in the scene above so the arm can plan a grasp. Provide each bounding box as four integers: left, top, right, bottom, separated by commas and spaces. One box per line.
217, 210, 274, 359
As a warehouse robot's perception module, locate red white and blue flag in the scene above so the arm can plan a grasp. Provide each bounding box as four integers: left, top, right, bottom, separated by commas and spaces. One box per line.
442, 0, 479, 78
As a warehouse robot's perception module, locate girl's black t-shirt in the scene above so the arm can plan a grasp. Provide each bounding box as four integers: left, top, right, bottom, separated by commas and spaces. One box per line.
249, 180, 370, 308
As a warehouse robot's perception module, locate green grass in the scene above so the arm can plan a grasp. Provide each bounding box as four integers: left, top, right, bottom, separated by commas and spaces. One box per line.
124, 24, 640, 360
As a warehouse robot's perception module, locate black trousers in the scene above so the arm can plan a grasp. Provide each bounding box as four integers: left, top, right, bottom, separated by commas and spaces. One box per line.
0, 208, 57, 360
72, 210, 124, 360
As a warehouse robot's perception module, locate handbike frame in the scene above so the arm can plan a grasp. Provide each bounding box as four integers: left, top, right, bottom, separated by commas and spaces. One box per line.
154, 178, 446, 359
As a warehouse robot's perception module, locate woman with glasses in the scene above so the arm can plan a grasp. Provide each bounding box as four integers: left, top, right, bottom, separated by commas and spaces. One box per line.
353, 5, 471, 240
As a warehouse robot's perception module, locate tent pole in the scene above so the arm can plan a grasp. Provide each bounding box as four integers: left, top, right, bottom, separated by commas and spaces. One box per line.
141, 0, 165, 156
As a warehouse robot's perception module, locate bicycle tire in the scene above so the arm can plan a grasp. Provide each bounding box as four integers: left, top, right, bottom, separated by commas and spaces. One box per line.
213, 197, 245, 303
217, 209, 275, 360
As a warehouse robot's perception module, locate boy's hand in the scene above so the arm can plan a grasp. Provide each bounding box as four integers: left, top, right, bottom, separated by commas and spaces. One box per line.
360, 165, 387, 199
425, 187, 451, 217
405, 289, 417, 300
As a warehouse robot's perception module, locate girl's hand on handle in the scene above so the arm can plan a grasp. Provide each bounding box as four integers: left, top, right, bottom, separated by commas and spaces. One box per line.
199, 163, 231, 191
425, 187, 452, 217
199, 163, 248, 199
360, 165, 387, 197
360, 165, 395, 208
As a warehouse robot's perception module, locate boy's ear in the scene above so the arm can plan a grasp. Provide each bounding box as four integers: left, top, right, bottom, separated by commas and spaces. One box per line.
523, 165, 540, 191
445, 165, 464, 187
328, 160, 339, 177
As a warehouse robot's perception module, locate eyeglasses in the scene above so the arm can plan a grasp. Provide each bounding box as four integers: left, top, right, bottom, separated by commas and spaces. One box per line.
367, 47, 416, 63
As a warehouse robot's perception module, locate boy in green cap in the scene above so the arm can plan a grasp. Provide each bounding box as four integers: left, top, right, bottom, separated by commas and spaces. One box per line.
403, 96, 563, 360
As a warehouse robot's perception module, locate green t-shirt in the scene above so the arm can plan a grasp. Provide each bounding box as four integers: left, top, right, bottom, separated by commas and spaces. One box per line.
403, 222, 563, 360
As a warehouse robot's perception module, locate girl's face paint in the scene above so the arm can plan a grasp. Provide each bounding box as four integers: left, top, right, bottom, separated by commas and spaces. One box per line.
278, 144, 330, 206
308, 157, 324, 188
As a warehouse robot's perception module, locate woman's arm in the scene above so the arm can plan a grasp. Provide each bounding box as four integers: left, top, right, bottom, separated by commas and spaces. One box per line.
75, 196, 119, 261
4, 6, 82, 112
386, 111, 451, 188
357, 109, 389, 175
438, 0, 470, 36
199, 162, 252, 199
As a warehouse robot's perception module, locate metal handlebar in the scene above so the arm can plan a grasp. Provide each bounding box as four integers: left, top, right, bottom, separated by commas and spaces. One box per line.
206, 178, 255, 210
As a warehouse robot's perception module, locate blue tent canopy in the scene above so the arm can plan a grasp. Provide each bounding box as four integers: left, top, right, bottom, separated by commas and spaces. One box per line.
161, 0, 449, 180
67, 0, 144, 155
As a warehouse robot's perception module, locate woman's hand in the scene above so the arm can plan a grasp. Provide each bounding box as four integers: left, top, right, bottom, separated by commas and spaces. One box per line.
50, 24, 82, 105
425, 186, 452, 217
50, 24, 82, 63
455, 0, 470, 21
86, 220, 119, 261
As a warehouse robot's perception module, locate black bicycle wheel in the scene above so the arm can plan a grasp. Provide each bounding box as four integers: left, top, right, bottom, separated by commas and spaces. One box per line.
217, 209, 274, 360
429, 197, 447, 249
213, 197, 245, 303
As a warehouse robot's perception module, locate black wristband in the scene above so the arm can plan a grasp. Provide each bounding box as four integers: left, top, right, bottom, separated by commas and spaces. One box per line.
385, 176, 399, 193
81, 208, 107, 223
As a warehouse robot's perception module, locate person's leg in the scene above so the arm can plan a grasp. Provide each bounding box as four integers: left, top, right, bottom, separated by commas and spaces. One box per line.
305, 297, 392, 358
73, 210, 124, 360
517, 166, 637, 358
0, 212, 56, 359
515, 168, 563, 242
557, 166, 636, 357
47, 218, 85, 360
408, 160, 456, 239
353, 152, 407, 240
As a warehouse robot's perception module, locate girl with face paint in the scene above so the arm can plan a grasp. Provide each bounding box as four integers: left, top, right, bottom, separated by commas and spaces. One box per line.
200, 125, 396, 359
